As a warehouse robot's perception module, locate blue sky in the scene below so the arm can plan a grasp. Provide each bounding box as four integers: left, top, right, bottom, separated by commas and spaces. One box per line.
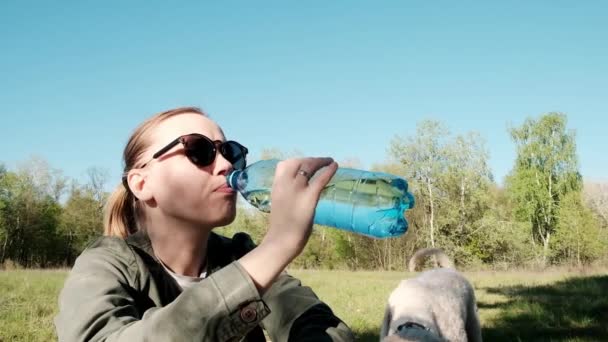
1, 1, 606, 192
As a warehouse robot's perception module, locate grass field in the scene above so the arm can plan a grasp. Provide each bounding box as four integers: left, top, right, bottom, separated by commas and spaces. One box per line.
1, 268, 607, 341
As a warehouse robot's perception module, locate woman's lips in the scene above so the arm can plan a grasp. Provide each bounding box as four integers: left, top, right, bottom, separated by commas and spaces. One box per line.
214, 184, 236, 194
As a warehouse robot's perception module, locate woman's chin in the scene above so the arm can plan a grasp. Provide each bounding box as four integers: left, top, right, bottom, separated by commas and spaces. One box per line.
210, 209, 237, 228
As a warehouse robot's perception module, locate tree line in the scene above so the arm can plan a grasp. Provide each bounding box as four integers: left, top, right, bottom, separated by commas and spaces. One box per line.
1, 112, 606, 270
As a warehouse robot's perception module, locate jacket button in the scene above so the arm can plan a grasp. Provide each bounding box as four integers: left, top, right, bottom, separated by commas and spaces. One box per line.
240, 307, 257, 323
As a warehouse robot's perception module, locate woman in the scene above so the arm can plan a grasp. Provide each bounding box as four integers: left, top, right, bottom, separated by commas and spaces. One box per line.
55, 107, 355, 341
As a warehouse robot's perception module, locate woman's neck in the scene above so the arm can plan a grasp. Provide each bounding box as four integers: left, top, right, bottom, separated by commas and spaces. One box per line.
146, 213, 211, 277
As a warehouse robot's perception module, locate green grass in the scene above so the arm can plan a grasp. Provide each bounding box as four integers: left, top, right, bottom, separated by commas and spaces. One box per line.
1, 268, 607, 341
0, 269, 66, 342
288, 268, 608, 342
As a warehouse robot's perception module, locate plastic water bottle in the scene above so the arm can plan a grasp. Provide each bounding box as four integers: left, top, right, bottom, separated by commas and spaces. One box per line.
226, 159, 415, 239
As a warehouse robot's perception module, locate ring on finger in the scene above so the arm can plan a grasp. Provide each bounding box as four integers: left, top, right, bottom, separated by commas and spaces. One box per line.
297, 169, 311, 180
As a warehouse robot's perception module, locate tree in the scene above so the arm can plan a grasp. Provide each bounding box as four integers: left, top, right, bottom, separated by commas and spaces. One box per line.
0, 163, 65, 267
0, 165, 10, 264
16, 156, 68, 202
389, 120, 450, 247
444, 132, 493, 231
258, 147, 303, 161
553, 192, 605, 266
439, 132, 494, 264
85, 166, 110, 205
506, 113, 582, 266
468, 185, 534, 268
59, 183, 105, 265
387, 120, 495, 268
584, 182, 608, 227
339, 157, 363, 169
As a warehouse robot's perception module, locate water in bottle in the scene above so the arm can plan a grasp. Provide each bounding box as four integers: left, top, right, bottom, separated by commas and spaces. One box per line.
226, 159, 415, 239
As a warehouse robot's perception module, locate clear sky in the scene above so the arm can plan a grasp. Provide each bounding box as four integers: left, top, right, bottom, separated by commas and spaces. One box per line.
1, 1, 606, 192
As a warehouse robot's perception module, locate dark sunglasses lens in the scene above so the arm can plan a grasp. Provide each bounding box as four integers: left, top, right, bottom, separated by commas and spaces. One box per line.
184, 136, 216, 166
222, 141, 247, 170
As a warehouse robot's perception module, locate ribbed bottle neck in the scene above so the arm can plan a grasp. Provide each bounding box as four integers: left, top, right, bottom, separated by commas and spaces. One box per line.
226, 170, 242, 190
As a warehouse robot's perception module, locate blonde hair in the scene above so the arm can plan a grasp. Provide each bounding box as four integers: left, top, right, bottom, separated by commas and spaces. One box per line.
103, 106, 207, 238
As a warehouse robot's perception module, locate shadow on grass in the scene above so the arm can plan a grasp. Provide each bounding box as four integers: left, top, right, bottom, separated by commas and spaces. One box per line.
480, 275, 608, 341
354, 329, 379, 342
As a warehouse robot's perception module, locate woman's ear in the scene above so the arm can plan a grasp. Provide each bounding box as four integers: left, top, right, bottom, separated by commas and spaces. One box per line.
127, 169, 153, 201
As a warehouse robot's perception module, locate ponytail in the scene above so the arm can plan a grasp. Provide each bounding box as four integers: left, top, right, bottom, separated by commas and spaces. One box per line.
103, 183, 137, 238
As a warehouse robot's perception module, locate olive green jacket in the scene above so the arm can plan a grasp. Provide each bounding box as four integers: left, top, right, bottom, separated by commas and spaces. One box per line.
54, 231, 355, 342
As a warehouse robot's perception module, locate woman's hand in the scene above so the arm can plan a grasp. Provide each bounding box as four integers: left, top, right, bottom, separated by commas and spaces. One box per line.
238, 157, 338, 294
264, 157, 338, 257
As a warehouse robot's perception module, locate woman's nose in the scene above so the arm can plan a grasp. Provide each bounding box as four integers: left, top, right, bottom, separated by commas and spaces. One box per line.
213, 152, 233, 176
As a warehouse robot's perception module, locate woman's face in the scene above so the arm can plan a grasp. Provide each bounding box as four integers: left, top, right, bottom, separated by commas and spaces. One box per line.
140, 113, 239, 228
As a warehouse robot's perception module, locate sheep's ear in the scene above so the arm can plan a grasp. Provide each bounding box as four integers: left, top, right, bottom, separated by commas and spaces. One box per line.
380, 304, 392, 339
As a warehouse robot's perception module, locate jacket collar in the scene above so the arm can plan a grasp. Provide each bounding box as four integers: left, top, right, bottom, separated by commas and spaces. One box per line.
125, 230, 233, 275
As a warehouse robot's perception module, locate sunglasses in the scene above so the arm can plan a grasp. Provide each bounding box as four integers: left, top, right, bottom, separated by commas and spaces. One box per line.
143, 133, 248, 170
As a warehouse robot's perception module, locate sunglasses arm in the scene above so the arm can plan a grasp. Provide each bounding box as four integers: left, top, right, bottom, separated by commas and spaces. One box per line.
152, 138, 182, 159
